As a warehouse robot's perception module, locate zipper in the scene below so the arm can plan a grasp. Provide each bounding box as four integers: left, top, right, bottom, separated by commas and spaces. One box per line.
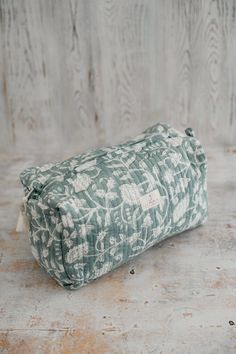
23, 187, 36, 204
23, 151, 109, 203
23, 138, 147, 203
23, 129, 186, 205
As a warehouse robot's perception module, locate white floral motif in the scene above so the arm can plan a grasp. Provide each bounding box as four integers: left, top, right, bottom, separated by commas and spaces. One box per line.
173, 195, 190, 223
120, 183, 140, 204
40, 163, 54, 172
164, 170, 174, 183
96, 189, 105, 198
50, 215, 57, 224
143, 214, 153, 228
69, 198, 84, 211
69, 174, 92, 193
169, 137, 183, 147
37, 175, 48, 185
66, 243, 89, 264
75, 159, 97, 172
109, 236, 116, 245
106, 192, 118, 200
37, 202, 49, 210
169, 152, 183, 167
129, 232, 140, 244
31, 208, 37, 218
32, 231, 39, 243
62, 213, 74, 228
79, 224, 94, 238
42, 249, 49, 258
94, 262, 113, 277
152, 226, 162, 237
64, 238, 73, 248
56, 222, 62, 232
97, 231, 106, 242
179, 177, 190, 189
107, 178, 115, 189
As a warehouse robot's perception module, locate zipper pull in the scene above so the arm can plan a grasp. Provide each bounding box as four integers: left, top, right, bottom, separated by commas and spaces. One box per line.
185, 127, 195, 137
23, 187, 35, 204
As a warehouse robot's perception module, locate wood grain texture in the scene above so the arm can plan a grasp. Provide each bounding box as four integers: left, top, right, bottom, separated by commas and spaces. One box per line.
0, 147, 236, 353
0, 0, 236, 154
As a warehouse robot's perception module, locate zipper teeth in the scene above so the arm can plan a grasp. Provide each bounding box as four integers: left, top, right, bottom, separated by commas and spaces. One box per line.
25, 132, 189, 202
25, 132, 158, 195
29, 152, 108, 197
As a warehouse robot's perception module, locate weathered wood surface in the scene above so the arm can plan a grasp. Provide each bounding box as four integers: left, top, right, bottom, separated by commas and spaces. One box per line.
1, 0, 236, 352
0, 0, 236, 156
0, 147, 236, 353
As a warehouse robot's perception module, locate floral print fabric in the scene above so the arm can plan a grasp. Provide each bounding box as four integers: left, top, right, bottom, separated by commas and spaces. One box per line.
20, 122, 208, 290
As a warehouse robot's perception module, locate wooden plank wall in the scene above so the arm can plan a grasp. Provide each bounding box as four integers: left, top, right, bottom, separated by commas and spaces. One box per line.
0, 0, 236, 155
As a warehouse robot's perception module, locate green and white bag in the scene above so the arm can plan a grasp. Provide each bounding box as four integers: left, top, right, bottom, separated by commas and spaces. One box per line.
19, 122, 208, 290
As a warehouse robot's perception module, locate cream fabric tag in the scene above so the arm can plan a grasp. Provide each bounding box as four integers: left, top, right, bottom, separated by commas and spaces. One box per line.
140, 189, 161, 211
16, 203, 29, 233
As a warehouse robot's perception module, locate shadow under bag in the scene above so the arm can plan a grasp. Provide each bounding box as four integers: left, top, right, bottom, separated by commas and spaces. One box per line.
19, 122, 208, 290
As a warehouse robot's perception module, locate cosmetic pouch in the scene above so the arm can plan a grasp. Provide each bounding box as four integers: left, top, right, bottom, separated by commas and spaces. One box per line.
19, 122, 208, 290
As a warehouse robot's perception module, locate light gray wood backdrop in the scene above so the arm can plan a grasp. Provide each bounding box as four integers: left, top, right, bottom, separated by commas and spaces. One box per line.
0, 0, 236, 155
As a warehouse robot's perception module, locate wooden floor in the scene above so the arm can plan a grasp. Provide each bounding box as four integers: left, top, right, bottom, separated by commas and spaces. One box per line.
0, 147, 236, 354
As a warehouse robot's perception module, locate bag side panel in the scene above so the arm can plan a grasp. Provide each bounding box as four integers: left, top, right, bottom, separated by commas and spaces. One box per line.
26, 199, 77, 288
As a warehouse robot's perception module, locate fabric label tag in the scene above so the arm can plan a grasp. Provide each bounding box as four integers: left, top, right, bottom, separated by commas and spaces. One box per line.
140, 189, 161, 211
16, 202, 29, 233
